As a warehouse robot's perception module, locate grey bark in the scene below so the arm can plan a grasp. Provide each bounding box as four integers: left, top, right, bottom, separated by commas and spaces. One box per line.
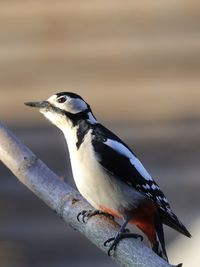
0, 122, 175, 267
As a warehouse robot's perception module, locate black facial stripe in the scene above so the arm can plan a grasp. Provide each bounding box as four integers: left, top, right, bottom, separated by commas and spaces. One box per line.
76, 120, 91, 149
46, 102, 88, 122
75, 112, 98, 149
47, 103, 70, 117
47, 102, 94, 150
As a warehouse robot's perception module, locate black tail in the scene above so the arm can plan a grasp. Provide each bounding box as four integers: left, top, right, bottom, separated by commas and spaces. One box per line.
160, 209, 191, 238
152, 211, 191, 265
151, 214, 168, 262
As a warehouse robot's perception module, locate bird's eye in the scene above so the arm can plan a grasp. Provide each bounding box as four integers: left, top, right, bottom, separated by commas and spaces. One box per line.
58, 97, 66, 103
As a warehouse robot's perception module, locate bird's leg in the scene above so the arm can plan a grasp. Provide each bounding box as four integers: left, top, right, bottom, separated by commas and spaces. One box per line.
77, 209, 114, 223
104, 217, 143, 256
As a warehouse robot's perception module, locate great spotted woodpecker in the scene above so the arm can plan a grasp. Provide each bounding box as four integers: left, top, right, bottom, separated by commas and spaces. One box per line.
25, 92, 191, 264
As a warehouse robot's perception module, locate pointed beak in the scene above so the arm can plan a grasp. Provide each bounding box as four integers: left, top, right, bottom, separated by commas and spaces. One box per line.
24, 101, 50, 109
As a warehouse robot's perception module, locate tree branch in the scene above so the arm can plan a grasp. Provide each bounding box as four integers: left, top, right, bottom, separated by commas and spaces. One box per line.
0, 122, 174, 267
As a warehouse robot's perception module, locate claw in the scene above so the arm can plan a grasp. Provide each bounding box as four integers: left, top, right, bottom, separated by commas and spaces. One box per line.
108, 242, 117, 256
77, 209, 114, 223
104, 237, 117, 256
104, 232, 143, 256
136, 234, 143, 241
104, 237, 115, 247
77, 210, 89, 222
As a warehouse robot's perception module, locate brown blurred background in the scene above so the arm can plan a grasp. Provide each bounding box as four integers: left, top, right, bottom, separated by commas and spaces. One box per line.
0, 1, 200, 267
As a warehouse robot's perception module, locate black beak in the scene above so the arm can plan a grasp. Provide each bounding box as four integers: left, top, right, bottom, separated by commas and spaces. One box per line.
24, 101, 50, 109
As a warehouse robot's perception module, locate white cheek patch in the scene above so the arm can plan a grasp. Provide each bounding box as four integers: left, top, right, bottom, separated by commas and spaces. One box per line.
105, 139, 153, 181
47, 94, 88, 114
68, 98, 88, 113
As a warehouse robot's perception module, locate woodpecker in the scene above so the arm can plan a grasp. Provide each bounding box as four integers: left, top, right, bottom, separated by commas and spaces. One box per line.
25, 92, 191, 264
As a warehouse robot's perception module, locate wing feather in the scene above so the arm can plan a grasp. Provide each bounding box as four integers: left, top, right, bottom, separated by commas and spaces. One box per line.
91, 124, 191, 238
92, 124, 171, 211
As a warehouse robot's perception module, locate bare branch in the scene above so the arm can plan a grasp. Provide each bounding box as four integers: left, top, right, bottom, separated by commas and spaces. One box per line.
0, 122, 174, 267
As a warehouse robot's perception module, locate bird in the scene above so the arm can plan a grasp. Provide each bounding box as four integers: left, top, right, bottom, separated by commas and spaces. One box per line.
25, 92, 191, 264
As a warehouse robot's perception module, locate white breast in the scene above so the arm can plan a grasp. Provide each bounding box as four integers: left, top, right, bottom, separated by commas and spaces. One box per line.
63, 127, 144, 214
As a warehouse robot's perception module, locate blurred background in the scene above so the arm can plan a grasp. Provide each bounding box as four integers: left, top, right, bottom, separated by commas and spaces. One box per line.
0, 1, 200, 266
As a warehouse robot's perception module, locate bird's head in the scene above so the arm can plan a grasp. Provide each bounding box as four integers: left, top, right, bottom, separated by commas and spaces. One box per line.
25, 92, 97, 129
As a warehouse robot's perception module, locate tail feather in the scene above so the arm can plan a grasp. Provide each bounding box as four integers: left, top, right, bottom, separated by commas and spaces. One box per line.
160, 209, 191, 238
151, 214, 168, 262
152, 233, 168, 262
131, 201, 169, 261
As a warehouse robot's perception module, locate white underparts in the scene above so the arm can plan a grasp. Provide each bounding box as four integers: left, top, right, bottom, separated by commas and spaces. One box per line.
63, 127, 144, 214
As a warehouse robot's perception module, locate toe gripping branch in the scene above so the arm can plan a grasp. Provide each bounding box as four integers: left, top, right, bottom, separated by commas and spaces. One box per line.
104, 229, 143, 256
77, 209, 143, 257
77, 209, 114, 223
77, 210, 183, 265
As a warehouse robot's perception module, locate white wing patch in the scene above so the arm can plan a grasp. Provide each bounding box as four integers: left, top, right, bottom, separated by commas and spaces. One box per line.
105, 139, 133, 158
130, 157, 153, 181
104, 139, 153, 181
87, 112, 97, 125
151, 183, 159, 190
142, 184, 151, 190
104, 139, 174, 216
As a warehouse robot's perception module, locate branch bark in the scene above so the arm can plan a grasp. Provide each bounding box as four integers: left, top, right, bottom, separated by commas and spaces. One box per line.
0, 122, 174, 267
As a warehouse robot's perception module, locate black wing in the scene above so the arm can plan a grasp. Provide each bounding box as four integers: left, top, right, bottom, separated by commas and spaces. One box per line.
92, 124, 166, 205
91, 124, 191, 237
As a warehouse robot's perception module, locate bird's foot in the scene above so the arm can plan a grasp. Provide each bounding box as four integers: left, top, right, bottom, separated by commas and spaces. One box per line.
77, 209, 114, 223
104, 230, 143, 256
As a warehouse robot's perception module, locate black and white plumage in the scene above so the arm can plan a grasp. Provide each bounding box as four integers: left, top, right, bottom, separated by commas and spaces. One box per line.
25, 92, 191, 264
